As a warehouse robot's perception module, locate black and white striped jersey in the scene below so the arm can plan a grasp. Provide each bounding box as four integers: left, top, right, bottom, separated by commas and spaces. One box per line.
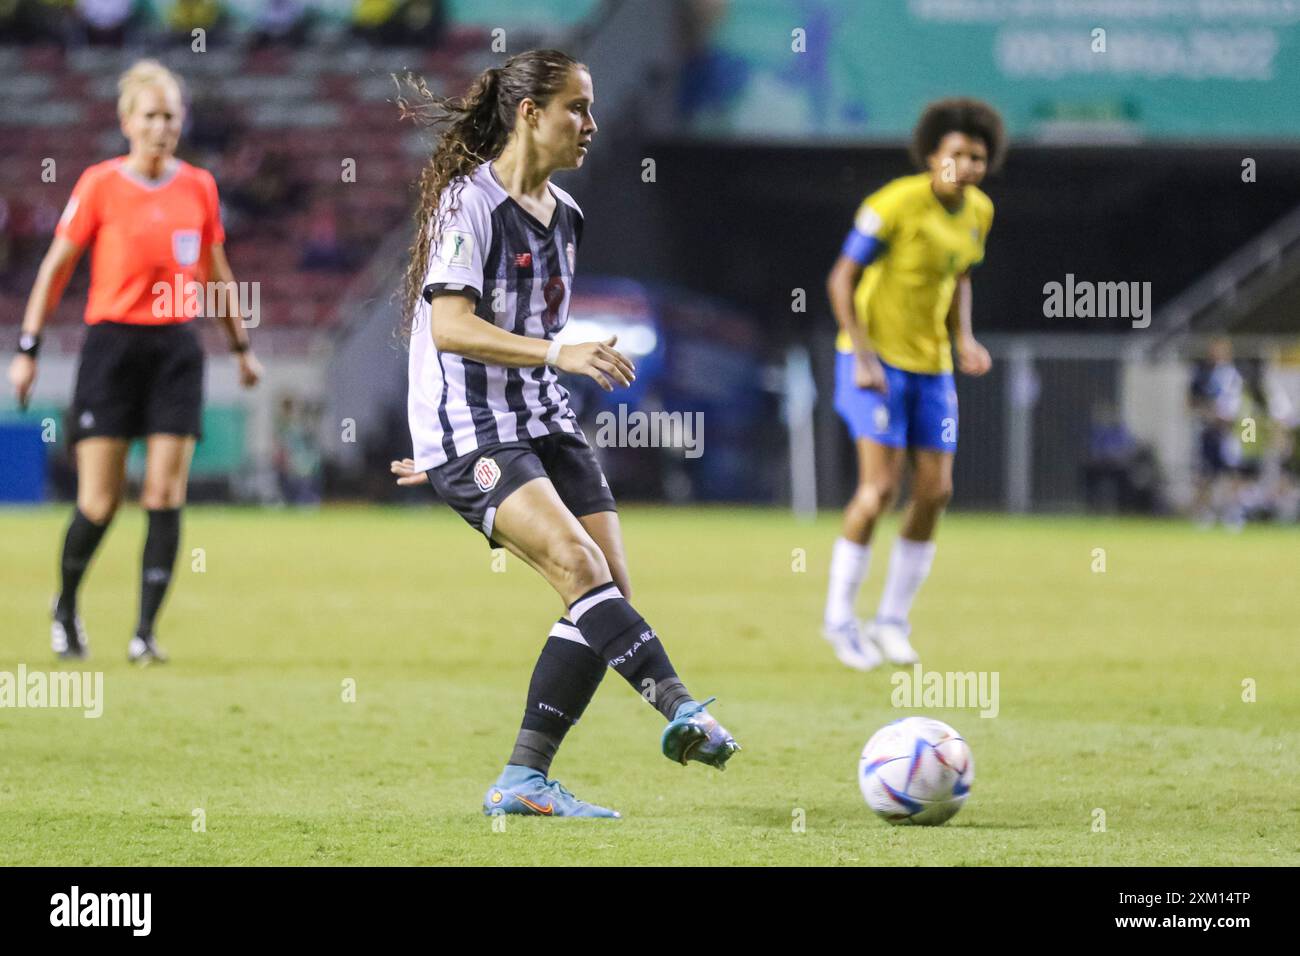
409, 161, 584, 470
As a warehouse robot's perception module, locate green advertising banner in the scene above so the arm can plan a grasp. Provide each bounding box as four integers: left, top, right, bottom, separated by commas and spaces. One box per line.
687, 0, 1300, 141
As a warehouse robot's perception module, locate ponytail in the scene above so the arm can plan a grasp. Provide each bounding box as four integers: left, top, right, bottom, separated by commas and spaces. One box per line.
394, 50, 584, 342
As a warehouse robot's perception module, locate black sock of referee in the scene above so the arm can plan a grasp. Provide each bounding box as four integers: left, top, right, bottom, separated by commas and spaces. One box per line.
137, 508, 181, 638
508, 618, 606, 776
568, 583, 695, 721
55, 508, 111, 618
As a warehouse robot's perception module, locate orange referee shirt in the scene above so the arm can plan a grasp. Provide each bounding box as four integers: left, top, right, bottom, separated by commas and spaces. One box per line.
55, 157, 225, 325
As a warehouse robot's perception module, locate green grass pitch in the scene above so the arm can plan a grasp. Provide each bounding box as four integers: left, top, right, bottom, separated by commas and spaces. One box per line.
0, 505, 1296, 865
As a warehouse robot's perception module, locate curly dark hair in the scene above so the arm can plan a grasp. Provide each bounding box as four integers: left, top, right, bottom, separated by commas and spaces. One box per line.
910, 98, 1007, 172
393, 49, 586, 342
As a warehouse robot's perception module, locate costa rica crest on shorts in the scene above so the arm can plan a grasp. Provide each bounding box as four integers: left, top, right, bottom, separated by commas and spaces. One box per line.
473, 456, 502, 492
172, 230, 201, 266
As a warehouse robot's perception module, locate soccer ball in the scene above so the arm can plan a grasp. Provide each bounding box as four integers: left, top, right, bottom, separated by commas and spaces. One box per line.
858, 717, 974, 825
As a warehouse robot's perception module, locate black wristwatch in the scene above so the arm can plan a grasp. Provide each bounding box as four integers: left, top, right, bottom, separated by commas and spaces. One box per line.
231, 340, 250, 355
18, 332, 40, 358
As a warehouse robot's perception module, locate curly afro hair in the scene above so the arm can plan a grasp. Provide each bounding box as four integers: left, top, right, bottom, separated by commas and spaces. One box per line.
910, 98, 1006, 173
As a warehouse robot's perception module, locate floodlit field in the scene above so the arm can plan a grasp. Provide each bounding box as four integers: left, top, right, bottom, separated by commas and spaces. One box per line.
0, 505, 1295, 865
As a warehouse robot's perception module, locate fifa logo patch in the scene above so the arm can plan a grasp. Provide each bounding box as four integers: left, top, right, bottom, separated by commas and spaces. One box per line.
473, 456, 501, 492
442, 229, 473, 268
855, 206, 883, 236
172, 230, 200, 266
873, 405, 890, 432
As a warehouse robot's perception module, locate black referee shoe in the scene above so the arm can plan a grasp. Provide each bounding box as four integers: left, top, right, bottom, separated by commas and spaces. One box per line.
128, 633, 169, 665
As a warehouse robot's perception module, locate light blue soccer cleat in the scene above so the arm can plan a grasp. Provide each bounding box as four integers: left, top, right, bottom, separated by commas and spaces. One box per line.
661, 697, 741, 770
482, 766, 621, 819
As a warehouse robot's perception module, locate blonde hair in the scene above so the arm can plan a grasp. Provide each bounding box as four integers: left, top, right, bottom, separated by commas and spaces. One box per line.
117, 59, 185, 121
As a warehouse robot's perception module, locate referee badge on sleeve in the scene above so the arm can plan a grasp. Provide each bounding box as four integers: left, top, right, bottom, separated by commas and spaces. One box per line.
172, 230, 201, 266
473, 456, 501, 493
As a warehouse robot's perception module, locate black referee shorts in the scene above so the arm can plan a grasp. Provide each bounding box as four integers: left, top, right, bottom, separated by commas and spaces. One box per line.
70, 320, 205, 443
1198, 426, 1241, 476
427, 430, 617, 548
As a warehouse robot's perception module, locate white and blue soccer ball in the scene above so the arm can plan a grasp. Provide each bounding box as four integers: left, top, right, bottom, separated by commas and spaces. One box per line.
858, 717, 974, 826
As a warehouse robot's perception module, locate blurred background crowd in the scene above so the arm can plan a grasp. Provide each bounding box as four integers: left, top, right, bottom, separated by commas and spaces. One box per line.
2, 0, 1298, 524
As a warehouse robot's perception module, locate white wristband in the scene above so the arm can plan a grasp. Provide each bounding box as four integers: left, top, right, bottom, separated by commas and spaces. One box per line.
545, 339, 563, 367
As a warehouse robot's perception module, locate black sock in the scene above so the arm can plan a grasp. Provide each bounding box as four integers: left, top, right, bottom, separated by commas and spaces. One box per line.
137, 508, 181, 638
508, 618, 606, 776
568, 583, 694, 721
56, 508, 110, 618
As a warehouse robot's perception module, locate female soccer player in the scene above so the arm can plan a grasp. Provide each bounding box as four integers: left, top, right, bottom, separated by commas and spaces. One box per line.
389, 50, 739, 818
821, 98, 1003, 671
7, 60, 262, 663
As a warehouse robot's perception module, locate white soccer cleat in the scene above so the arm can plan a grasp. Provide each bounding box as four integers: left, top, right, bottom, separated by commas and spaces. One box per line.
128, 633, 169, 665
869, 619, 919, 665
822, 619, 883, 672
51, 616, 90, 660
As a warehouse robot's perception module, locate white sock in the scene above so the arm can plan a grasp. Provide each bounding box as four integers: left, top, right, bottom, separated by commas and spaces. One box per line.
824, 537, 870, 627
876, 537, 937, 626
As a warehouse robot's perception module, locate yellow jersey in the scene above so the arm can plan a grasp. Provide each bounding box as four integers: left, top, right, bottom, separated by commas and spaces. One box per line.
835, 173, 993, 374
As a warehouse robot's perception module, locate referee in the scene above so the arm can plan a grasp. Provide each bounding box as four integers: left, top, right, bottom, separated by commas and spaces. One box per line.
6, 60, 262, 662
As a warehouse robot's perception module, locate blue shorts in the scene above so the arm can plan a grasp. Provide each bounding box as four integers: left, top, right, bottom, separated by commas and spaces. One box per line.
833, 351, 958, 452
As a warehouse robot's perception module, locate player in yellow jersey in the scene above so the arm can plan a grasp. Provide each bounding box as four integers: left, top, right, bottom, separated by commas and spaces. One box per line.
821, 98, 1004, 670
